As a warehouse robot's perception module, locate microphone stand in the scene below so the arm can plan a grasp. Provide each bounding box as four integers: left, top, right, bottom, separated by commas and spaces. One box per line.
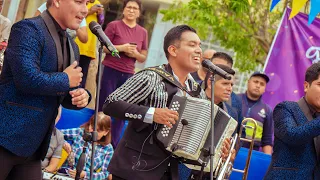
88, 42, 104, 180
209, 74, 216, 180
194, 75, 216, 180
75, 142, 88, 180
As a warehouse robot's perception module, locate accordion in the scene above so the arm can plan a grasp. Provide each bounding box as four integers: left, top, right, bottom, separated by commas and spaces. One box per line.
156, 95, 238, 171
43, 171, 74, 180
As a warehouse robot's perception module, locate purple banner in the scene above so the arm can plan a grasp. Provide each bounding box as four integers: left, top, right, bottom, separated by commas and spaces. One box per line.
263, 8, 320, 108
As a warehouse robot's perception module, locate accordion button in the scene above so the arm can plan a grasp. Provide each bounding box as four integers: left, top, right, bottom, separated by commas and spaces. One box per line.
133, 114, 138, 119
137, 114, 142, 119
129, 114, 133, 118
125, 113, 129, 117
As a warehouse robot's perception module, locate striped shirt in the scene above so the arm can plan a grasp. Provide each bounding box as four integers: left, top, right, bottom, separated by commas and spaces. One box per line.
60, 128, 114, 179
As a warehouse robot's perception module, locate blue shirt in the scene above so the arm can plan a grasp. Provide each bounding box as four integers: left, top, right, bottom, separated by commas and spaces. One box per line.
60, 128, 114, 179
238, 93, 274, 150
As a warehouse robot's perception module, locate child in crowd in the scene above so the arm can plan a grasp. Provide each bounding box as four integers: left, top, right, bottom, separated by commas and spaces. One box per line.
42, 106, 64, 173
61, 112, 113, 179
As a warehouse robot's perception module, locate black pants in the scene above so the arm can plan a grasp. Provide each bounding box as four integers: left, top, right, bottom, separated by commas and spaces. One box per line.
0, 146, 42, 180
79, 55, 92, 88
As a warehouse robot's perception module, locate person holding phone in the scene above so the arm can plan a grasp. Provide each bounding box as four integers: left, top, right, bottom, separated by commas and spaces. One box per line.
75, 0, 104, 88
98, 0, 148, 148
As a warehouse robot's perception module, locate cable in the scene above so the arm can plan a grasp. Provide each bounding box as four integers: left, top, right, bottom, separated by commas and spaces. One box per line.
132, 123, 172, 172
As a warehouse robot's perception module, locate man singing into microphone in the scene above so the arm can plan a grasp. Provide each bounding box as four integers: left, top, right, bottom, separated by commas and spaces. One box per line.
103, 25, 202, 180
189, 64, 237, 180
0, 0, 91, 179
103, 25, 232, 180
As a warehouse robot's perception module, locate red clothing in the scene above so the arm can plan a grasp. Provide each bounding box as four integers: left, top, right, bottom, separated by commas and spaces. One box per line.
102, 20, 148, 74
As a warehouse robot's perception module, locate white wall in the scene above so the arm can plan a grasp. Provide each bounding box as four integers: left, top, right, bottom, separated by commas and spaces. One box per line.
6, 0, 20, 22
137, 3, 176, 69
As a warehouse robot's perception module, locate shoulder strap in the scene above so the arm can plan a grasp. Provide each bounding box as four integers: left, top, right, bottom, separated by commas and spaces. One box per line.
141, 66, 198, 97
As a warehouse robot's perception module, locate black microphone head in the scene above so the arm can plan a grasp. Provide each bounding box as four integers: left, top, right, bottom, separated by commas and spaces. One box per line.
181, 119, 188, 126
171, 143, 178, 152
201, 59, 211, 68
89, 21, 101, 34
82, 131, 92, 142
202, 59, 233, 80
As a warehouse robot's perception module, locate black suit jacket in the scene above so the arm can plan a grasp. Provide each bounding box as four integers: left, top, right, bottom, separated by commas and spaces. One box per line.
103, 65, 202, 180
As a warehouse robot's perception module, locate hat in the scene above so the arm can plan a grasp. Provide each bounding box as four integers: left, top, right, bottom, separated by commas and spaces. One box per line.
250, 71, 269, 83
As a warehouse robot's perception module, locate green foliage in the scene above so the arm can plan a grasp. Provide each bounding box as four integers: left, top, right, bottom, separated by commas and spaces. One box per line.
160, 0, 284, 71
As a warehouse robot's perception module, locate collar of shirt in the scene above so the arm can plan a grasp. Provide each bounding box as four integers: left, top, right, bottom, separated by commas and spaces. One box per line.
46, 10, 67, 37
244, 91, 261, 107
217, 102, 224, 109
303, 97, 320, 118
172, 71, 194, 97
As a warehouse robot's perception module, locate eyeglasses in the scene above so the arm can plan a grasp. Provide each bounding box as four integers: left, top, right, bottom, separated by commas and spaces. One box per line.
126, 6, 139, 11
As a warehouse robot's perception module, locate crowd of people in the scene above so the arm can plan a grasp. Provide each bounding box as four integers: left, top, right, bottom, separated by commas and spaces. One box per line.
1, 0, 320, 179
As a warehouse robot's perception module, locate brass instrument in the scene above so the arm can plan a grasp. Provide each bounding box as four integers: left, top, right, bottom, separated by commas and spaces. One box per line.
215, 118, 258, 180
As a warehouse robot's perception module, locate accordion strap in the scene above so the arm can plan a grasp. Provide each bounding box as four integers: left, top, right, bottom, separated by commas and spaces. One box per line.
142, 66, 196, 97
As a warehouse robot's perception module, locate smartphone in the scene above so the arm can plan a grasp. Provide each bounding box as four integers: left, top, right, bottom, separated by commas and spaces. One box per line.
129, 42, 137, 45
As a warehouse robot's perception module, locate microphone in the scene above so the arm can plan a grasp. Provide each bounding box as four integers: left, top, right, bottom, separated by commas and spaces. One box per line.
181, 119, 188, 126
89, 21, 120, 58
75, 142, 87, 180
171, 119, 189, 152
202, 59, 232, 80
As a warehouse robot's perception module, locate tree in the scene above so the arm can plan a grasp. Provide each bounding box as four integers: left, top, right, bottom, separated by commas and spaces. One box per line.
161, 0, 285, 71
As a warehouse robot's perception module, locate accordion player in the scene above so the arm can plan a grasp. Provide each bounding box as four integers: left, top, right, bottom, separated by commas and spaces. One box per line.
156, 95, 238, 172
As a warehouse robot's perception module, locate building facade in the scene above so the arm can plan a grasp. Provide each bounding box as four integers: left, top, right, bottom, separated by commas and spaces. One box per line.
4, 0, 252, 99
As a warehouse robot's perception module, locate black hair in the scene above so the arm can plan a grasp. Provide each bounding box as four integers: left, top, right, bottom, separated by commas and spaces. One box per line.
211, 52, 234, 66
203, 64, 235, 90
123, 0, 142, 11
163, 25, 197, 58
305, 62, 320, 85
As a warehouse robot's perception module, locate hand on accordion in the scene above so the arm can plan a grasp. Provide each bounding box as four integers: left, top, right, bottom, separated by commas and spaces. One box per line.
154, 108, 179, 128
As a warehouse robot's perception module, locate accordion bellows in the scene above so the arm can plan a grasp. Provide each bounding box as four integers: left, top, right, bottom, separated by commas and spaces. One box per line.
156, 95, 238, 171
